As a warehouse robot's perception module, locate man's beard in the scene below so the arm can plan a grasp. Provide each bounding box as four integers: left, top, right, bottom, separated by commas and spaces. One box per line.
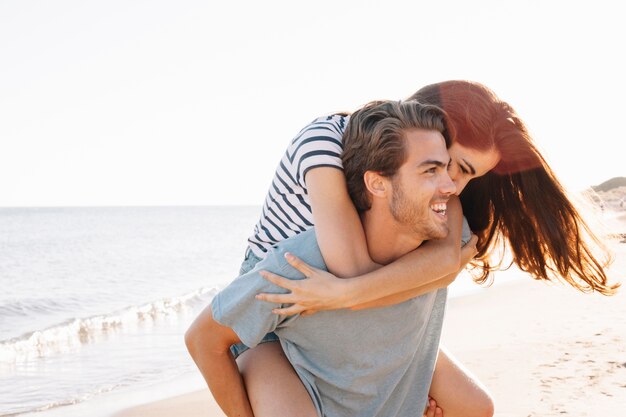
390, 180, 448, 240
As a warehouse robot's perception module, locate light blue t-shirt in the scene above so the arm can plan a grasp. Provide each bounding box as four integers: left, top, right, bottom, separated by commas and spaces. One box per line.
212, 229, 448, 417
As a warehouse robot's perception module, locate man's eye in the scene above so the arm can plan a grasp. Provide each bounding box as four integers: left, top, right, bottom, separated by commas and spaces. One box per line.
460, 165, 469, 174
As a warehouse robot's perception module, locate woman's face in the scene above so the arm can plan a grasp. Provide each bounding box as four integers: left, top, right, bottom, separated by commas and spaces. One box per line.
447, 143, 500, 194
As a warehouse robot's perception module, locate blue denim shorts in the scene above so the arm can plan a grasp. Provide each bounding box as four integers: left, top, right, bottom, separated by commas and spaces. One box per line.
229, 247, 280, 359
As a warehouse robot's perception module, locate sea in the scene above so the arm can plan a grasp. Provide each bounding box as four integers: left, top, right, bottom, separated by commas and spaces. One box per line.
0, 206, 491, 417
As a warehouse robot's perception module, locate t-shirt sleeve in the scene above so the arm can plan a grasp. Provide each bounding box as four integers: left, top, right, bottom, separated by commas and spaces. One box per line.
290, 116, 345, 189
210, 251, 298, 348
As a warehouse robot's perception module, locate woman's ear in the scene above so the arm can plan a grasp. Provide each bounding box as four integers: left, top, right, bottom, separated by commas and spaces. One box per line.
363, 171, 388, 199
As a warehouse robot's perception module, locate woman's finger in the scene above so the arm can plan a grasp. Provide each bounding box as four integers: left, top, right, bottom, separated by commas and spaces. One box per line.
271, 304, 306, 316
467, 233, 478, 248
460, 234, 479, 263
255, 292, 295, 304
260, 270, 297, 290
300, 309, 318, 317
284, 252, 315, 276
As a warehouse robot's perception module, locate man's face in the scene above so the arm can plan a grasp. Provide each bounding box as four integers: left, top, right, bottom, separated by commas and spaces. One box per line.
386, 129, 456, 240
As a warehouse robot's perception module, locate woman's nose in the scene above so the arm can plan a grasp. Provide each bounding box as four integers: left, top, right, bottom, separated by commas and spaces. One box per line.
454, 178, 470, 195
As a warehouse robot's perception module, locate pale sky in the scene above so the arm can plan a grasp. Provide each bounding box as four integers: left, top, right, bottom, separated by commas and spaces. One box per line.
1, 0, 624, 206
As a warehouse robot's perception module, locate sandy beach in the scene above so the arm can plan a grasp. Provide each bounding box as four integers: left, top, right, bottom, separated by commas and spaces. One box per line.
115, 241, 626, 417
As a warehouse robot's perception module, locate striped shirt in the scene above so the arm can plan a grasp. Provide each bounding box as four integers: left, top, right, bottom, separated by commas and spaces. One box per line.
247, 114, 349, 257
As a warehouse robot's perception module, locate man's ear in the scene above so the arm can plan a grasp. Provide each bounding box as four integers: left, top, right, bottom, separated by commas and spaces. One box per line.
363, 171, 388, 198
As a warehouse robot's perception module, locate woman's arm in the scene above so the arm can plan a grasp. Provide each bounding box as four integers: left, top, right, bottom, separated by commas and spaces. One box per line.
256, 167, 465, 313
350, 233, 477, 310
346, 196, 464, 309
305, 167, 378, 277
345, 195, 465, 308
307, 167, 463, 280
258, 232, 476, 315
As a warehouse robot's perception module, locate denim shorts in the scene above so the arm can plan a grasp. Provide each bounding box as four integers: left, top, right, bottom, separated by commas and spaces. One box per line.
229, 247, 280, 359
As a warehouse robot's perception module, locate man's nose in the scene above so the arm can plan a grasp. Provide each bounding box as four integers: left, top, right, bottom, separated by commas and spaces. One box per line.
440, 172, 457, 196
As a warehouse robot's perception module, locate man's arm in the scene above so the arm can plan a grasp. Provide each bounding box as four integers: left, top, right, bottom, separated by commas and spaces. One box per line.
185, 304, 254, 417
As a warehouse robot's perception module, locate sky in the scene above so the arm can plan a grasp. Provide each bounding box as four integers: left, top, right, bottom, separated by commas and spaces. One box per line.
1, 0, 624, 206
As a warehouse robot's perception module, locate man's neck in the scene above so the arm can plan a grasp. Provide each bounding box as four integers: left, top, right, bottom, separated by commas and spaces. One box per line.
361, 208, 424, 265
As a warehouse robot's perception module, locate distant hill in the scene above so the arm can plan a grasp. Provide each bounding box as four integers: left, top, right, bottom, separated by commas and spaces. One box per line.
591, 177, 626, 193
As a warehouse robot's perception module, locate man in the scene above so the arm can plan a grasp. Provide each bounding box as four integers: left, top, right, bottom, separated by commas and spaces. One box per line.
187, 100, 457, 417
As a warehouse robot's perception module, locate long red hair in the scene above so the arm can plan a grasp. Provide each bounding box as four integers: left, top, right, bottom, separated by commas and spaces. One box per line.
410, 80, 617, 295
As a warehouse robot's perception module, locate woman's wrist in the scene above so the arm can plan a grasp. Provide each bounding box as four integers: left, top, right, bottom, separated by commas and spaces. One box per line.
339, 276, 370, 309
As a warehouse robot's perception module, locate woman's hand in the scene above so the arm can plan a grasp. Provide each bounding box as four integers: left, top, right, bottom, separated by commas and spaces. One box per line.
460, 234, 479, 266
256, 252, 351, 316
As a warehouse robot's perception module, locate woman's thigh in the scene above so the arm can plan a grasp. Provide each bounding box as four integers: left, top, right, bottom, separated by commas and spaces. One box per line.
236, 341, 318, 417
428, 346, 495, 417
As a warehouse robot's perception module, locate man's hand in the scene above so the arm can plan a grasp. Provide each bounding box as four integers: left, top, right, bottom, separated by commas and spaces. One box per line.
424, 396, 444, 417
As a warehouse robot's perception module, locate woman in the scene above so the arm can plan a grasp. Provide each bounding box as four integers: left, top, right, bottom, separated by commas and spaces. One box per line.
189, 81, 616, 417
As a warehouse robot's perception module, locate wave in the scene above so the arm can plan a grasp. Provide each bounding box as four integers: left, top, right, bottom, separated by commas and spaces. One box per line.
0, 286, 218, 363
0, 297, 80, 316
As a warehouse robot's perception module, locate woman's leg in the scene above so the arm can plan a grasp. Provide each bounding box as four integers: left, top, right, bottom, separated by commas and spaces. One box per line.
234, 252, 316, 416
236, 341, 318, 417
428, 346, 495, 417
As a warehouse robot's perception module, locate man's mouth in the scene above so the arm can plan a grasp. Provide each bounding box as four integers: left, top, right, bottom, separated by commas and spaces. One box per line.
430, 202, 447, 217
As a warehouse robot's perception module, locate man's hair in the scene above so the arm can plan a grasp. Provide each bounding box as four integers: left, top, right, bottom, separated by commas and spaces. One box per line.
341, 100, 450, 212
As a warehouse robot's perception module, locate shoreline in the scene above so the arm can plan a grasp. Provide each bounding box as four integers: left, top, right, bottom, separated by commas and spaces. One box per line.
113, 242, 626, 417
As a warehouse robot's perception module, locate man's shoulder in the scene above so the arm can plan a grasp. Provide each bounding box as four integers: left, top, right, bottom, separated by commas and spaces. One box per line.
268, 229, 326, 274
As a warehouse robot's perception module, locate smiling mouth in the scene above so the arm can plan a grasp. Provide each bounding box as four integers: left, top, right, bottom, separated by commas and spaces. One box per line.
430, 202, 447, 217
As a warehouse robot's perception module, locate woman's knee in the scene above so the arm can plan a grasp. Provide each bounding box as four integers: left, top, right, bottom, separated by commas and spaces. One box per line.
184, 306, 212, 358
430, 347, 495, 417
485, 397, 495, 417
473, 391, 495, 417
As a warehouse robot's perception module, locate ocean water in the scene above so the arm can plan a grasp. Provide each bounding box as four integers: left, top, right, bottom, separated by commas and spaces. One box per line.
0, 206, 259, 416
0, 206, 488, 417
